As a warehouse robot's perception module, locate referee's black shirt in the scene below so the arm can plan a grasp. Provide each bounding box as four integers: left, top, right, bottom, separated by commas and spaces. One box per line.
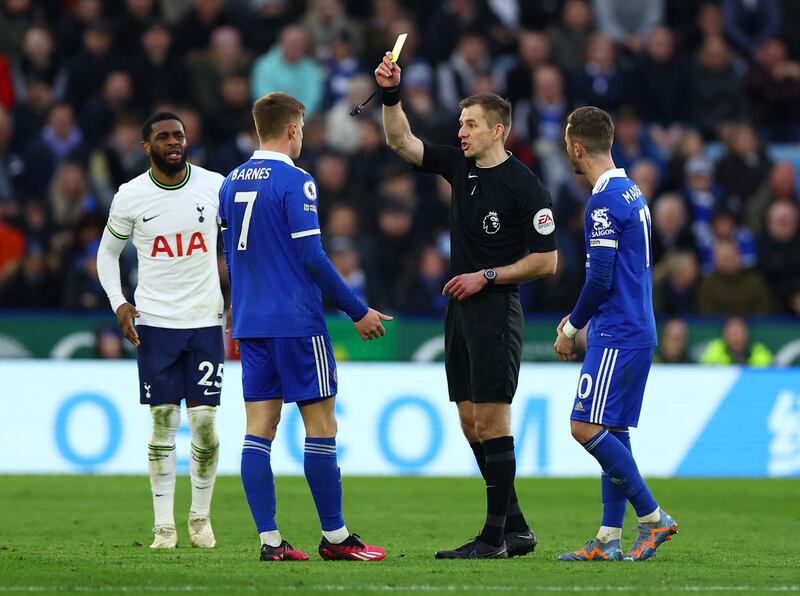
418, 142, 558, 290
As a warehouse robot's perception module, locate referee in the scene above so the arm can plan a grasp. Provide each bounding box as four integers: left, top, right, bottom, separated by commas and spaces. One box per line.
375, 52, 558, 559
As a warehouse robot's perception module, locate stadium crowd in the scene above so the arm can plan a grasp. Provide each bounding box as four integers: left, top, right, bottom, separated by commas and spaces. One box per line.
0, 0, 798, 322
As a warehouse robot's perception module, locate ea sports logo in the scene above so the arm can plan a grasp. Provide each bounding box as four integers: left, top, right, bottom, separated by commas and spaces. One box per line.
483, 211, 500, 235
533, 208, 555, 235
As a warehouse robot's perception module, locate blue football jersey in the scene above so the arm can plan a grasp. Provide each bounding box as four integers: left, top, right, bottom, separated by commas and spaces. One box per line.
219, 150, 327, 339
584, 168, 657, 349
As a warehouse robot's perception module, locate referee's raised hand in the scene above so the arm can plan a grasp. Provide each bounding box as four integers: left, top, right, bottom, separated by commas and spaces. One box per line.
354, 307, 394, 341
374, 51, 401, 88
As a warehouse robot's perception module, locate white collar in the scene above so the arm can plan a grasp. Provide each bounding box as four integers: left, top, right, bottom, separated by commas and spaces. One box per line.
252, 150, 294, 166
592, 168, 627, 194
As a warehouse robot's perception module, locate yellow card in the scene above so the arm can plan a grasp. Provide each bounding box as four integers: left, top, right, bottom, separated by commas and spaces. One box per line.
390, 33, 407, 63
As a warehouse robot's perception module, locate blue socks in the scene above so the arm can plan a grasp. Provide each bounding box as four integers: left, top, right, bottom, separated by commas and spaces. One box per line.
601, 429, 631, 527
584, 429, 657, 518
304, 437, 345, 531
241, 434, 277, 532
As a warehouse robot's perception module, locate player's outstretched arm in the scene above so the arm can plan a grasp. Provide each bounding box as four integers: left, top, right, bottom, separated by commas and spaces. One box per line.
96, 226, 140, 347
354, 307, 394, 341
375, 52, 424, 166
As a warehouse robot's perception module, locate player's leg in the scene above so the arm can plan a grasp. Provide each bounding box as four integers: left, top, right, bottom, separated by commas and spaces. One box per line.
137, 325, 186, 549
185, 326, 224, 547
598, 427, 631, 544
239, 338, 308, 561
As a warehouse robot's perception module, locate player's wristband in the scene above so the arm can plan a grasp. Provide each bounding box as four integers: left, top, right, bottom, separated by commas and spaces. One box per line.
380, 85, 401, 106
563, 320, 578, 338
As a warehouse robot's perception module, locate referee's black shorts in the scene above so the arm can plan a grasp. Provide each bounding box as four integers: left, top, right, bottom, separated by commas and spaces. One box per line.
444, 289, 523, 404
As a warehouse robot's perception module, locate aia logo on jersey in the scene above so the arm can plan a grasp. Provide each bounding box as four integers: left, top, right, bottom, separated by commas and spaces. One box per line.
533, 208, 555, 235
151, 232, 208, 257
482, 211, 500, 235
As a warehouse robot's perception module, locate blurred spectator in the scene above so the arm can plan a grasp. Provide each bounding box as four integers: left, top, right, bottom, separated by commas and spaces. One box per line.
11, 78, 52, 147
686, 2, 726, 53
697, 240, 772, 315
650, 193, 696, 263
313, 152, 354, 220
593, 0, 664, 54
396, 244, 449, 312
423, 0, 495, 65
205, 74, 252, 146
403, 67, 454, 146
745, 161, 798, 233
612, 110, 664, 175
207, 124, 257, 175
0, 0, 44, 58
79, 70, 136, 144
327, 236, 367, 306
0, 242, 60, 307
248, 0, 297, 56
690, 35, 746, 139
526, 254, 582, 311
346, 118, 397, 194
634, 25, 690, 127
682, 156, 723, 249
363, 0, 403, 59
131, 20, 189, 109
88, 115, 148, 206
664, 128, 704, 192
94, 324, 127, 358
781, 0, 800, 59
49, 161, 96, 231
11, 25, 68, 104
722, 0, 782, 58
302, 0, 363, 60
112, 0, 159, 58
325, 202, 359, 240
698, 207, 758, 274
757, 201, 800, 313
547, 0, 594, 74
21, 103, 86, 198
518, 0, 565, 29
436, 30, 494, 110
568, 32, 630, 113
251, 25, 324, 117
56, 0, 102, 60
714, 124, 771, 219
63, 237, 105, 310
513, 65, 567, 146
187, 25, 253, 118
18, 199, 52, 252
322, 31, 364, 110
0, 105, 21, 204
745, 39, 800, 142
366, 199, 415, 310
655, 318, 692, 363
653, 250, 699, 315
629, 160, 661, 203
700, 316, 773, 366
65, 19, 123, 110
173, 0, 243, 55
325, 75, 372, 155
174, 106, 208, 167
504, 30, 551, 105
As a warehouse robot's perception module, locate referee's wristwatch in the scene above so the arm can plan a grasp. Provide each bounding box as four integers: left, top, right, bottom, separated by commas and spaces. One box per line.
483, 268, 497, 285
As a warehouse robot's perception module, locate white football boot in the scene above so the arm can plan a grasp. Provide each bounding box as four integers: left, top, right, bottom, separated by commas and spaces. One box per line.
150, 524, 178, 549
188, 517, 216, 548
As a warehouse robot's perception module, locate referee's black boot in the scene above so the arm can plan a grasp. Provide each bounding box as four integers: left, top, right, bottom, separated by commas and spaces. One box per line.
505, 527, 537, 557
434, 537, 508, 559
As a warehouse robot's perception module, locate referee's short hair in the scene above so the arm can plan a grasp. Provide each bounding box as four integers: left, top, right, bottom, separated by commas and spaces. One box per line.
459, 93, 512, 141
252, 92, 306, 142
566, 106, 614, 155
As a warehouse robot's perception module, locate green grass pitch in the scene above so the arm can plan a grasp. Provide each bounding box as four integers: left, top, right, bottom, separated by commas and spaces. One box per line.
0, 476, 797, 594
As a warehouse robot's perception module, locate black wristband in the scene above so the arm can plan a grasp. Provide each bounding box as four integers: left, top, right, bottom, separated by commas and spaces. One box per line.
380, 85, 401, 106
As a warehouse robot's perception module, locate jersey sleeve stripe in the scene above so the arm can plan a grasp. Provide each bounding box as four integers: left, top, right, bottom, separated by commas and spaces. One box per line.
290, 229, 321, 239
106, 223, 130, 240
589, 238, 618, 249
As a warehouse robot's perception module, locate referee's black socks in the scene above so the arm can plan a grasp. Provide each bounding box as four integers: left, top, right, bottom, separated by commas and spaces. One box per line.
470, 441, 529, 534
478, 436, 517, 547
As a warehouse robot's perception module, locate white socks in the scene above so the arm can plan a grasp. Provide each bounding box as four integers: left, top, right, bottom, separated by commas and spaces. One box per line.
638, 507, 661, 524
322, 525, 350, 544
597, 525, 622, 543
260, 530, 283, 547
187, 405, 219, 519
148, 404, 180, 527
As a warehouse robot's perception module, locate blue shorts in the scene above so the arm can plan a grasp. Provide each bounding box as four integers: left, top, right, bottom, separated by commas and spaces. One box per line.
136, 325, 225, 406
239, 335, 337, 403
570, 346, 653, 428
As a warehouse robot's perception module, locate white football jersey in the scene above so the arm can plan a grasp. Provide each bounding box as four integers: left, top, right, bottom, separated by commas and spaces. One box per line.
106, 164, 225, 329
